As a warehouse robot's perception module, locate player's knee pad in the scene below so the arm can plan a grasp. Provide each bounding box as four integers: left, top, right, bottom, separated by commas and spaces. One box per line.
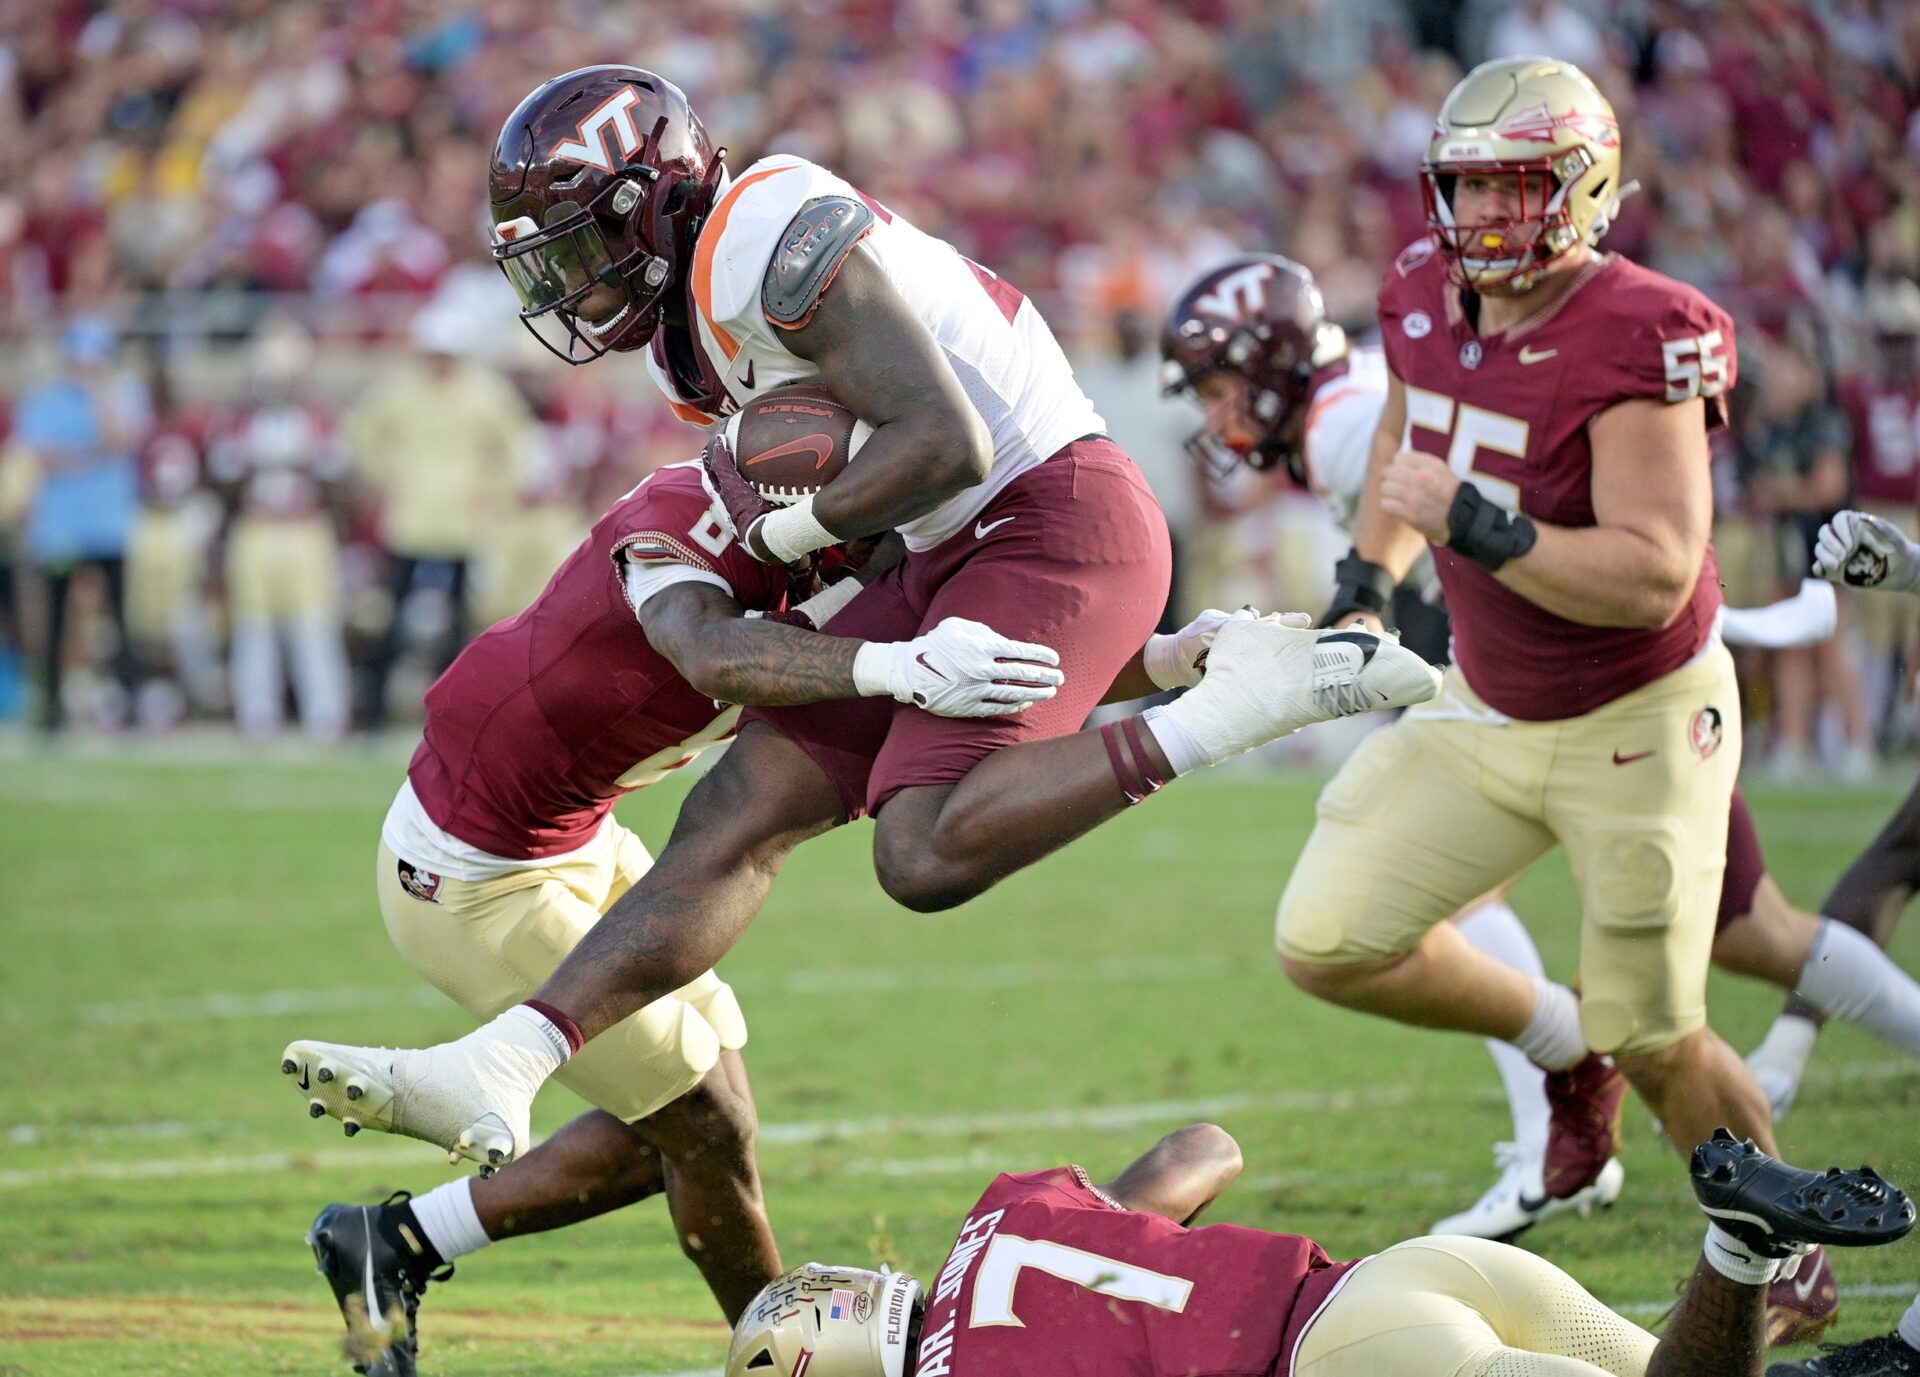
675, 971, 749, 1053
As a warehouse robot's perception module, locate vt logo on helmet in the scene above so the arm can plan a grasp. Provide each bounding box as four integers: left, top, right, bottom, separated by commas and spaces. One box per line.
1159, 253, 1346, 480
1420, 56, 1631, 296
488, 66, 727, 363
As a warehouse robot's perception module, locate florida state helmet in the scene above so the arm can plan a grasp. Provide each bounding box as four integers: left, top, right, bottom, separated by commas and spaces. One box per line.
1159, 253, 1343, 479
725, 1265, 925, 1377
1421, 56, 1627, 295
489, 66, 726, 363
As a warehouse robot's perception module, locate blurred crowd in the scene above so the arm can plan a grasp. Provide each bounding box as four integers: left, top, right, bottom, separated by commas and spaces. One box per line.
0, 0, 1915, 776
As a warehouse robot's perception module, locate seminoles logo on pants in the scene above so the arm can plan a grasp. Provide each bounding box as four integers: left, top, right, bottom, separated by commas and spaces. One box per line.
398, 859, 442, 903
1691, 706, 1724, 760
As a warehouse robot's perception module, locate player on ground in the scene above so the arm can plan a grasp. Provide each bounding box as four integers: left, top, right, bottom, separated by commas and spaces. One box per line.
1263, 54, 1805, 1321
289, 456, 1071, 1376
276, 65, 1439, 1188
1764, 509, 1920, 1377
723, 1123, 1912, 1377
1164, 256, 1920, 1289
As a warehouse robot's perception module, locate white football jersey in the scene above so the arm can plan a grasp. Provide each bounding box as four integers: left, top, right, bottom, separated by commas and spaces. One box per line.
1299, 344, 1387, 535
647, 155, 1105, 550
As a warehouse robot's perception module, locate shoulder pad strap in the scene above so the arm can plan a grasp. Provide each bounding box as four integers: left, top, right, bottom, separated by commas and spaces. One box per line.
762, 195, 876, 329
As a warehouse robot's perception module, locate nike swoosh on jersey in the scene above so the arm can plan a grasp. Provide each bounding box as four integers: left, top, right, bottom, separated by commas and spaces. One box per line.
743, 435, 835, 470
1518, 345, 1559, 365
1612, 749, 1655, 765
975, 516, 1017, 538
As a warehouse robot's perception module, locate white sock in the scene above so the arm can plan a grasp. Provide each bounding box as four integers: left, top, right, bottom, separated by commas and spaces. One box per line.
410, 1178, 493, 1262
1897, 1289, 1920, 1350
1794, 919, 1920, 1058
1512, 978, 1586, 1072
1455, 901, 1552, 1156
1143, 705, 1212, 776
498, 1003, 573, 1073
1702, 1223, 1786, 1285
1748, 1012, 1819, 1080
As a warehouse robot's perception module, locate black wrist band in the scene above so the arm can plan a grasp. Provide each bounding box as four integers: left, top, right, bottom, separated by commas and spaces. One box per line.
1447, 483, 1537, 572
1322, 548, 1394, 625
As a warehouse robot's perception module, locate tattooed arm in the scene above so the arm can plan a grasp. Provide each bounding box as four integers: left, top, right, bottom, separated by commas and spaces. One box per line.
778, 245, 993, 540
640, 581, 863, 707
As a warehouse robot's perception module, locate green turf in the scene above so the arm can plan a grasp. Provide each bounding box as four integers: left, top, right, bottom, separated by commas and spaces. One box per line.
2, 746, 1916, 1375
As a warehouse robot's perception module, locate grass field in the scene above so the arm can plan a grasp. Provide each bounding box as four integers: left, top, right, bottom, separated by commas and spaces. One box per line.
3, 743, 1917, 1376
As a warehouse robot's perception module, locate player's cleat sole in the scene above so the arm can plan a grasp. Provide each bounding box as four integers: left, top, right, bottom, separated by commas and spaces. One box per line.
308, 1194, 450, 1377
1691, 1128, 1915, 1255
1431, 1149, 1624, 1242
1767, 1333, 1920, 1377
281, 1031, 536, 1168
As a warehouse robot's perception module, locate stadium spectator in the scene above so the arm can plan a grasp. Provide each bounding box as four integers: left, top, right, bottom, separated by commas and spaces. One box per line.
340, 308, 531, 729
13, 313, 147, 732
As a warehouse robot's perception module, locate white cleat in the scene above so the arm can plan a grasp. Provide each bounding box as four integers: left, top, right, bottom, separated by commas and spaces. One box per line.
1430, 1142, 1626, 1242
1165, 614, 1442, 763
281, 1030, 542, 1170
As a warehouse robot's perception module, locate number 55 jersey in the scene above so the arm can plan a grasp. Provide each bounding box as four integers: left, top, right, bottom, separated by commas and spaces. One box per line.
916, 1167, 1357, 1377
1376, 240, 1738, 720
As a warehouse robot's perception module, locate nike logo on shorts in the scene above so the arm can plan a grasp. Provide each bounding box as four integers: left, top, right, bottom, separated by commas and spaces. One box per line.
1612, 749, 1655, 765
975, 516, 1016, 539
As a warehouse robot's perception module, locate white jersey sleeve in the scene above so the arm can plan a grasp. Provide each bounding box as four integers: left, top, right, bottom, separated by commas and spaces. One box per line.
678, 155, 1107, 551
1299, 345, 1388, 537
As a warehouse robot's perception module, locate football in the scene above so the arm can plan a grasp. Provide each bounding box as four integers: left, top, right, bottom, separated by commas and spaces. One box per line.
721, 382, 873, 506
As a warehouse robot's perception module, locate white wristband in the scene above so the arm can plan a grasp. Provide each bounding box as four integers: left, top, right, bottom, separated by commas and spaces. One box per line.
1141, 633, 1184, 692
757, 495, 839, 564
791, 573, 865, 629
852, 640, 896, 698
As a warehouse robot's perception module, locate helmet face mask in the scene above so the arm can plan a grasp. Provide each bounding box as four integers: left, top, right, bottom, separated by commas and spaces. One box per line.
1421, 57, 1624, 297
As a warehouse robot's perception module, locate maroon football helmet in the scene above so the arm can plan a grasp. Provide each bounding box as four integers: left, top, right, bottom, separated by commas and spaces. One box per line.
1159, 253, 1338, 479
489, 66, 725, 363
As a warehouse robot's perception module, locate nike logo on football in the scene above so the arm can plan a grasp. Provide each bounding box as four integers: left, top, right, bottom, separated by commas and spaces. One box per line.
1518, 345, 1558, 365
975, 516, 1016, 538
1612, 749, 1655, 765
742, 435, 835, 470
915, 652, 948, 681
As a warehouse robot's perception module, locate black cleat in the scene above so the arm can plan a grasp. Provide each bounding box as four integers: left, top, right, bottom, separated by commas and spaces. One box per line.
1691, 1128, 1916, 1256
1768, 1333, 1920, 1377
307, 1192, 451, 1377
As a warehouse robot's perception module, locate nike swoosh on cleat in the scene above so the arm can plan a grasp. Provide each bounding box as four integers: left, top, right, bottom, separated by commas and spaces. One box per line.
361, 1207, 391, 1334
915, 652, 948, 681
741, 359, 755, 390
975, 516, 1016, 538
1791, 1263, 1822, 1302
1612, 749, 1654, 765
298, 1066, 311, 1091
1516, 1192, 1551, 1214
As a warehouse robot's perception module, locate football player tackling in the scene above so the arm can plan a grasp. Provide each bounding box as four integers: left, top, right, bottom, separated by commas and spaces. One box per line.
724, 1124, 1912, 1377
1266, 50, 1791, 1300
278, 60, 1437, 1246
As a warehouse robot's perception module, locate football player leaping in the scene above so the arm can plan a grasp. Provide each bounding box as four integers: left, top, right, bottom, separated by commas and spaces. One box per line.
1762, 510, 1920, 1377
721, 1123, 1911, 1377
1254, 54, 1815, 1329
289, 458, 1072, 1375
278, 62, 1438, 1231
1162, 253, 1920, 1318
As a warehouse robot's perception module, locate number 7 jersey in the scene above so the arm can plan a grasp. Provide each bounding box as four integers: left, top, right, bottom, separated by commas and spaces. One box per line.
1377, 240, 1737, 720
916, 1167, 1356, 1377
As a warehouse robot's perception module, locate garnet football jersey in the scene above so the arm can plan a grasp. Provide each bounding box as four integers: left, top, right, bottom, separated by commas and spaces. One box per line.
1840, 378, 1920, 506
916, 1167, 1355, 1377
402, 462, 788, 861
1377, 242, 1735, 720
642, 154, 1104, 552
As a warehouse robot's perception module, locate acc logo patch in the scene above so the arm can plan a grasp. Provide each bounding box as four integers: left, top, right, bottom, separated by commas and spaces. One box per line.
1404, 311, 1432, 339
1690, 706, 1724, 760
398, 859, 443, 903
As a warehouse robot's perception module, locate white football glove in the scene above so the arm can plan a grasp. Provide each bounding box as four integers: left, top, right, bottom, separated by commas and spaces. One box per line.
1812, 510, 1920, 592
1141, 608, 1237, 691
854, 616, 1065, 717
